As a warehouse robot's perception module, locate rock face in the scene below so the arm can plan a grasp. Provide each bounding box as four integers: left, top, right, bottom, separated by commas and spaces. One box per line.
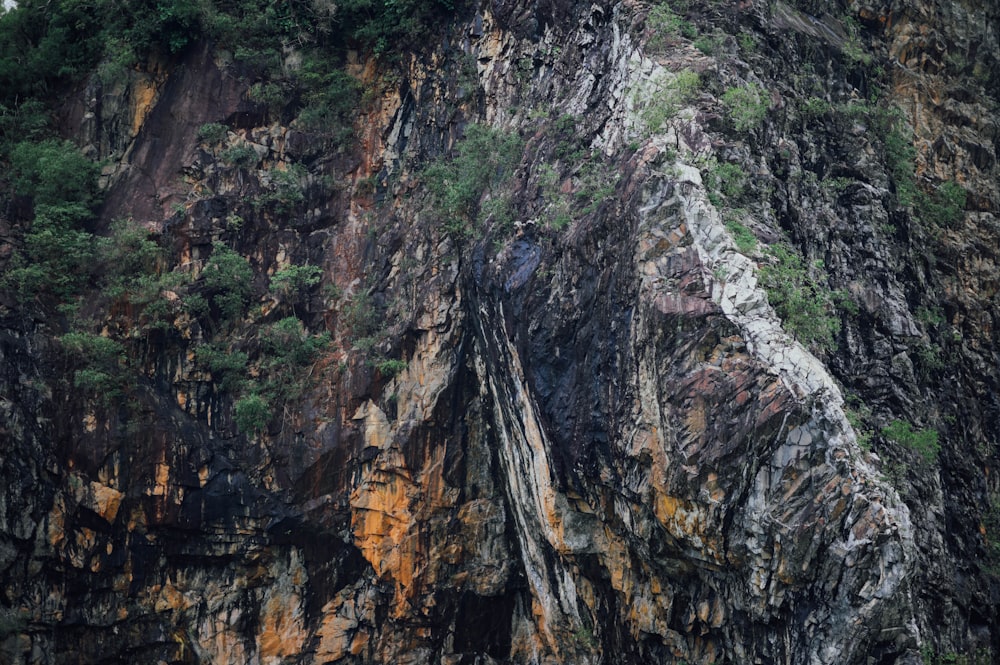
2, 0, 1000, 663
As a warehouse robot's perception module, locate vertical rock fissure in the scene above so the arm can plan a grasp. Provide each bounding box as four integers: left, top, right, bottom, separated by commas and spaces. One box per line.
470, 294, 592, 661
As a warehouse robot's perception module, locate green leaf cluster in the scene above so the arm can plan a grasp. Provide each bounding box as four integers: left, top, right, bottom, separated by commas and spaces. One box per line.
2, 140, 102, 301
202, 242, 254, 322
721, 83, 769, 132
234, 393, 270, 435
424, 125, 524, 236
881, 419, 940, 464
646, 3, 696, 54
195, 343, 249, 393
636, 69, 700, 135
59, 331, 126, 399
759, 243, 843, 351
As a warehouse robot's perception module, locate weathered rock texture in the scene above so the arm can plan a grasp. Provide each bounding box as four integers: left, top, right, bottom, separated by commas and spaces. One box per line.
2, 0, 1000, 663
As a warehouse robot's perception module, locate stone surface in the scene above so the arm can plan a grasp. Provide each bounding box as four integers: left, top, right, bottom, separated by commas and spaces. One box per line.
2, 0, 1000, 663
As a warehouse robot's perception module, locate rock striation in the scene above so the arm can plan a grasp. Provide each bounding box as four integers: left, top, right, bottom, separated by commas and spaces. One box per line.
2, 0, 1000, 663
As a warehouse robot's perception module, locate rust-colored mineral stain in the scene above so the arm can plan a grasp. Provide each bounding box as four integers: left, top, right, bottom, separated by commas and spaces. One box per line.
131, 80, 158, 137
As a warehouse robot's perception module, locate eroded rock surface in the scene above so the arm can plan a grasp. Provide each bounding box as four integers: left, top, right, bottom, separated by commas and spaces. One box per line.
2, 0, 1000, 663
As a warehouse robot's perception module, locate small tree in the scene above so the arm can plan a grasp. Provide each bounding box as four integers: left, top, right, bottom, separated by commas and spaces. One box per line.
423, 125, 524, 236
269, 263, 322, 315
881, 420, 940, 464
721, 83, 769, 132
234, 393, 269, 435
201, 242, 253, 323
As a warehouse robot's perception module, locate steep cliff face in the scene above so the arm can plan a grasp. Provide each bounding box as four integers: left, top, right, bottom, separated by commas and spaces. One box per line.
2, 0, 999, 663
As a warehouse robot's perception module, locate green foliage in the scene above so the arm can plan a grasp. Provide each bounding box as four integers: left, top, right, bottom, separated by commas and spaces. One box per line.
220, 144, 259, 169
0, 1, 109, 104
342, 288, 379, 345
294, 55, 360, 141
636, 69, 700, 135
693, 34, 722, 55
3, 204, 97, 300
917, 305, 945, 329
60, 331, 125, 364
879, 110, 966, 227
922, 181, 967, 228
247, 81, 285, 111
262, 164, 307, 211
59, 331, 126, 398
262, 317, 329, 366
844, 401, 873, 451
336, 0, 462, 55
98, 220, 165, 291
881, 419, 940, 464
801, 96, 832, 119
705, 160, 746, 202
725, 219, 757, 253
270, 264, 322, 297
201, 242, 254, 322
424, 125, 524, 236
883, 116, 918, 206
759, 243, 842, 351
258, 317, 330, 401
197, 122, 229, 144
9, 139, 99, 208
646, 3, 695, 53
721, 83, 769, 132
841, 16, 872, 66
234, 393, 270, 435
196, 344, 248, 393
0, 99, 50, 146
374, 357, 408, 377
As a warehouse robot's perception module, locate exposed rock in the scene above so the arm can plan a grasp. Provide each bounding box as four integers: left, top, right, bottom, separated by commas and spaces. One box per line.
2, 0, 1000, 663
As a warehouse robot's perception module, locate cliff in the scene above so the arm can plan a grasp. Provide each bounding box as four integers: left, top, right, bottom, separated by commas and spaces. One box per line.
1, 0, 999, 663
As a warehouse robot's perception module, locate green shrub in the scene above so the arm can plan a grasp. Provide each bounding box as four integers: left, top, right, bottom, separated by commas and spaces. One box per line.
646, 3, 695, 53
197, 122, 229, 144
725, 220, 757, 253
262, 164, 307, 211
294, 57, 360, 142
922, 180, 966, 228
258, 316, 330, 401
262, 317, 329, 367
374, 357, 408, 376
59, 331, 126, 398
98, 220, 165, 293
9, 139, 99, 207
201, 242, 253, 322
342, 288, 383, 349
424, 124, 524, 236
801, 96, 832, 119
693, 34, 722, 55
3, 204, 97, 300
196, 344, 248, 393
883, 117, 918, 206
338, 0, 461, 55
247, 81, 285, 111
637, 68, 700, 135
759, 243, 841, 351
845, 401, 873, 451
721, 83, 769, 132
234, 393, 269, 435
841, 17, 872, 66
60, 331, 125, 364
220, 144, 259, 168
0, 99, 50, 146
881, 419, 940, 463
270, 264, 322, 297
706, 160, 746, 201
